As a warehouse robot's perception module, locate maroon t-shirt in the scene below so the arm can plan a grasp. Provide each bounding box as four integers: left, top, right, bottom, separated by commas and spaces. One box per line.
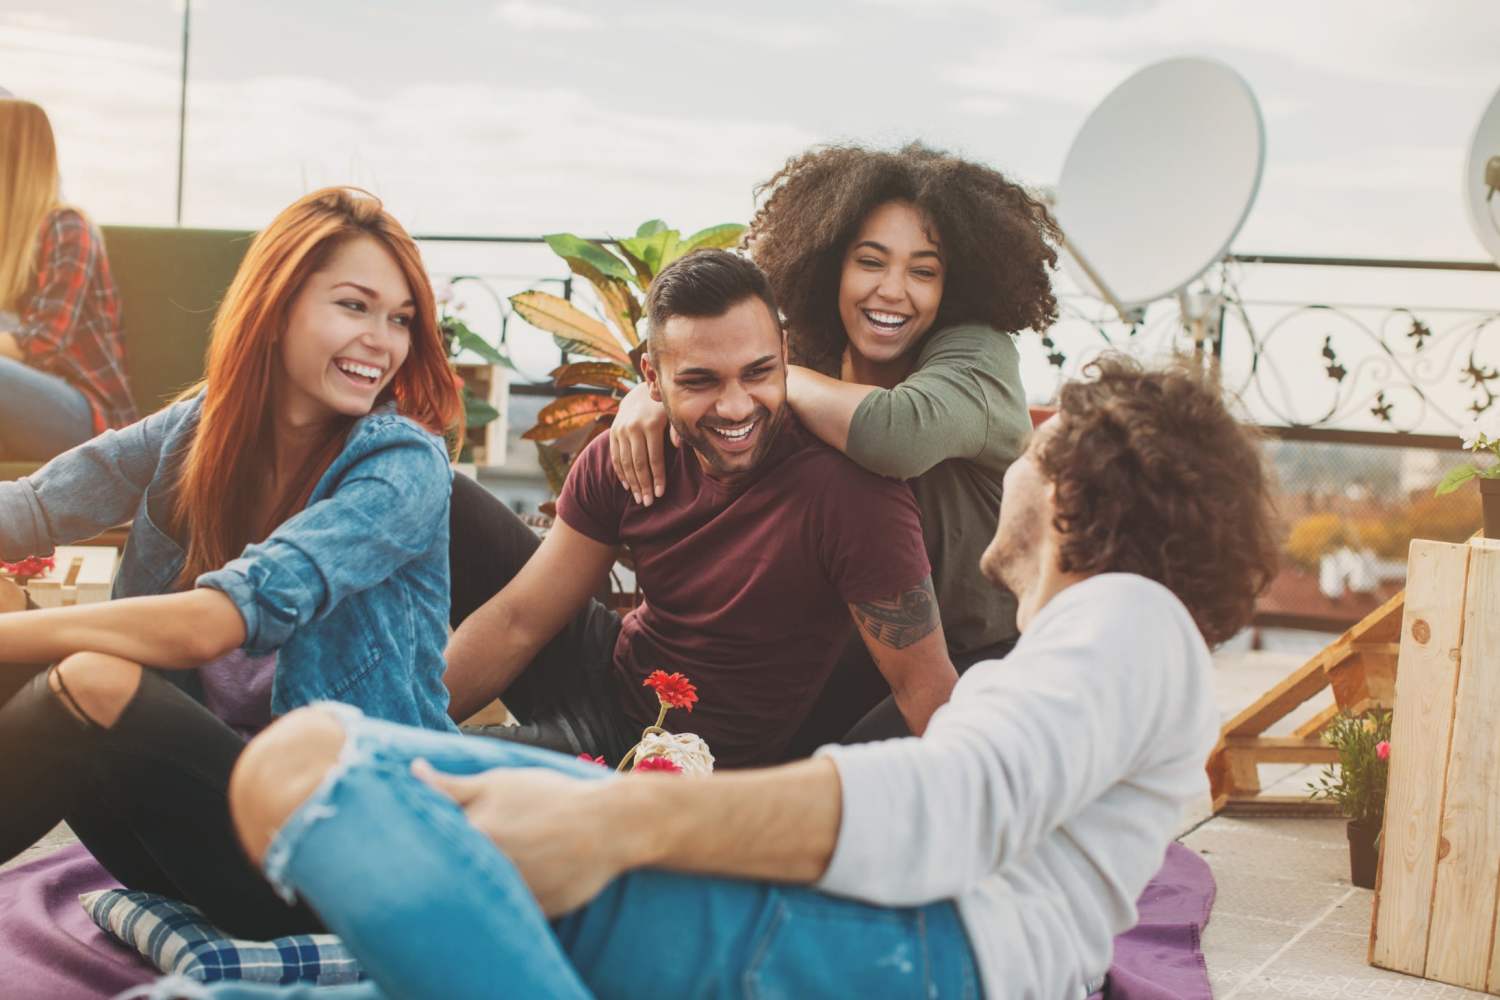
557, 417, 930, 766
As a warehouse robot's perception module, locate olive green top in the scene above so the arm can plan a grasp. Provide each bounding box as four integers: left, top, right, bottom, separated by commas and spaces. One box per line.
846, 324, 1030, 655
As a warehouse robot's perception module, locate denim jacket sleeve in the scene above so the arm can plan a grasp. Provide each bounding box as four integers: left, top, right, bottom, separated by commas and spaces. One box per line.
195, 417, 452, 656
0, 398, 191, 562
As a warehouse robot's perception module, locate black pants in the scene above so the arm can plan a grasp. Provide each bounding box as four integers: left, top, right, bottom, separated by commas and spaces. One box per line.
784, 633, 1018, 757
0, 664, 319, 938
448, 474, 635, 761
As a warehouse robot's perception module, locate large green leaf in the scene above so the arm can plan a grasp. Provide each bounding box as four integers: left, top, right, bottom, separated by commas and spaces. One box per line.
635, 219, 669, 237
522, 393, 619, 441
619, 229, 682, 280
509, 290, 632, 366
681, 222, 746, 253
463, 392, 501, 428
543, 233, 638, 288
1435, 463, 1480, 496
450, 324, 513, 369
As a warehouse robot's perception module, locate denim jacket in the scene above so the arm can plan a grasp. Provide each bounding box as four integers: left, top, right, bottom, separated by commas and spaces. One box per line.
0, 394, 459, 732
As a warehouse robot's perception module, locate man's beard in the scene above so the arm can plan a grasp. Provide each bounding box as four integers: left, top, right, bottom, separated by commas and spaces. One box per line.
667, 401, 786, 478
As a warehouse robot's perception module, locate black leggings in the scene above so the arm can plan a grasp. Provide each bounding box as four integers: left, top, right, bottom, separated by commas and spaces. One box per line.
0, 663, 319, 938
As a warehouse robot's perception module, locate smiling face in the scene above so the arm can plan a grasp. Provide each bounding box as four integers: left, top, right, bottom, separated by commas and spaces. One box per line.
644, 295, 788, 481
837, 199, 945, 369
276, 235, 414, 426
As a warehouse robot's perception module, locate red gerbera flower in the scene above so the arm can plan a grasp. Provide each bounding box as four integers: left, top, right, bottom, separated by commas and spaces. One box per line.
577, 753, 607, 767
634, 756, 682, 774
1, 556, 54, 579
643, 670, 697, 712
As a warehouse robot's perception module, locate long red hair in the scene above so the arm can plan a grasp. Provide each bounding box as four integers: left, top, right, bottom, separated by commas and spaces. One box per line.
174, 187, 461, 586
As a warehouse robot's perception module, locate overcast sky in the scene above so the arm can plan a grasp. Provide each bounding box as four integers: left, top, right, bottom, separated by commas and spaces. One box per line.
5, 0, 1499, 257
5, 1, 1499, 429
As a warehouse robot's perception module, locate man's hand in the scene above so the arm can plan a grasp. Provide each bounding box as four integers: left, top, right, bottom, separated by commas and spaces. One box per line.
413, 760, 634, 917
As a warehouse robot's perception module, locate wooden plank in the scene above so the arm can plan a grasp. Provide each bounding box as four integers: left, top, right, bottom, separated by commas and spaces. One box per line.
1219, 796, 1344, 818
1292, 702, 1340, 740
1425, 540, 1500, 990
1223, 736, 1340, 764
1370, 540, 1471, 975
1226, 749, 1261, 796
1223, 649, 1339, 738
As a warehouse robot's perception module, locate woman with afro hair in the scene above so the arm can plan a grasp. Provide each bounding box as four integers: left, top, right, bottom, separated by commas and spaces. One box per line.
611, 142, 1062, 749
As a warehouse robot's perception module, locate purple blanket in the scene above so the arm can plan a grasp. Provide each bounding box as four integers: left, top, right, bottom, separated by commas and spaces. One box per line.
1, 842, 1215, 998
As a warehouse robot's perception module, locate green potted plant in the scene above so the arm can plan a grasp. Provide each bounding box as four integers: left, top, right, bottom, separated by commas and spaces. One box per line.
507, 219, 746, 493
437, 281, 513, 467
1435, 410, 1500, 538
1309, 709, 1392, 889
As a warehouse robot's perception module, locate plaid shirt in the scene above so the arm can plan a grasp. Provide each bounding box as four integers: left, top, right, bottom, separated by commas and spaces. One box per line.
14, 209, 137, 432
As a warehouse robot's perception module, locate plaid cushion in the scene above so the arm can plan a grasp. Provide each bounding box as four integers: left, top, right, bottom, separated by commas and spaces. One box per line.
80, 889, 365, 985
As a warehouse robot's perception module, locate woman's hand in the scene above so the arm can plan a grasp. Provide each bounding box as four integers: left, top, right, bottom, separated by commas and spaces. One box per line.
609, 383, 673, 507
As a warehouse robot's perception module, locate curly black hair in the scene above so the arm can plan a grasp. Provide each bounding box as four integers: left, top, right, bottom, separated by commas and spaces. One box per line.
745, 142, 1060, 372
1039, 354, 1280, 646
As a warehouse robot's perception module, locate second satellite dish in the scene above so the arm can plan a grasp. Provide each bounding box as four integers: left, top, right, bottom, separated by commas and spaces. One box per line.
1464, 84, 1500, 265
1055, 58, 1266, 318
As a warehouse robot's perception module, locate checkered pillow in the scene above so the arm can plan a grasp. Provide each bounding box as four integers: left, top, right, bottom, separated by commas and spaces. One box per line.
80, 889, 365, 985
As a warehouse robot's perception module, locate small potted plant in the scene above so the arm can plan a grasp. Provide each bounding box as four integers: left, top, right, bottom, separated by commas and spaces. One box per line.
1309, 709, 1392, 889
1435, 409, 1500, 538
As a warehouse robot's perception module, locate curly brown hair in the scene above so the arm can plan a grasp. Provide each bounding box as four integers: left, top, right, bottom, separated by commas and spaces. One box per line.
1038, 354, 1280, 646
745, 141, 1061, 371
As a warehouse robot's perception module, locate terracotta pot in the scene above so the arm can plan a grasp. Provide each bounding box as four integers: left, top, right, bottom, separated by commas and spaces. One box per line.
1347, 818, 1380, 889
1482, 477, 1500, 540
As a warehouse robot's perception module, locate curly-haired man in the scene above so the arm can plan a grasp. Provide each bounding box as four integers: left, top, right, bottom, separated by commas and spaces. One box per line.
214, 354, 1278, 1000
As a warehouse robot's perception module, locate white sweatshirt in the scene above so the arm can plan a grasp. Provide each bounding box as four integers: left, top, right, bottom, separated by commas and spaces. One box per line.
817, 574, 1219, 1000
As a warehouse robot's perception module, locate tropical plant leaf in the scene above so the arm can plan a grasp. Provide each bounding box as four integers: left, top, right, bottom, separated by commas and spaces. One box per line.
619, 229, 682, 280
611, 240, 656, 291
450, 325, 513, 369
591, 276, 643, 347
549, 362, 636, 392
534, 443, 569, 496
635, 219, 669, 237
463, 393, 501, 428
681, 223, 746, 253
1435, 463, 1480, 496
509, 291, 632, 366
542, 233, 637, 287
522, 393, 619, 441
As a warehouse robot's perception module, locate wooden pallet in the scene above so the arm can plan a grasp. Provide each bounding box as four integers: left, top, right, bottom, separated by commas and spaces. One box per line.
1206, 588, 1406, 814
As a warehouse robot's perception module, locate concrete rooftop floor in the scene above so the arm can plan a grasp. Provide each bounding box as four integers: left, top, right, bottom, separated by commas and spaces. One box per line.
4, 648, 1493, 997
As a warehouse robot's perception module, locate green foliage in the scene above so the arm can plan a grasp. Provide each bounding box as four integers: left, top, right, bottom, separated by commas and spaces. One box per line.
513, 218, 748, 492
1308, 709, 1392, 824
1435, 463, 1479, 496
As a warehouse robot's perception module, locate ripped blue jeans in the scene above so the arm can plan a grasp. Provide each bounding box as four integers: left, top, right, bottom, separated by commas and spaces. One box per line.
190, 703, 981, 1000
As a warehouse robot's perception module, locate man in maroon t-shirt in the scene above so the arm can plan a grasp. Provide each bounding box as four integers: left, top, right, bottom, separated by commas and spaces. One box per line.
445, 251, 957, 767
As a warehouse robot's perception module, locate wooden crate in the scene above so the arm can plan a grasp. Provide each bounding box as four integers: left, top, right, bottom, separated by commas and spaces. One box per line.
25, 546, 118, 608
1369, 538, 1500, 994
454, 363, 509, 467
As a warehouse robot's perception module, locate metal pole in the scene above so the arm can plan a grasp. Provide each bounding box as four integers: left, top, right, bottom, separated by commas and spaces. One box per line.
174, 0, 191, 225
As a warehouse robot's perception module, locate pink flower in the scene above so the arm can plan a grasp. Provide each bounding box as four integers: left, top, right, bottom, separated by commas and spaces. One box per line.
633, 756, 682, 774
577, 754, 607, 767
643, 670, 698, 712
1376, 741, 1391, 761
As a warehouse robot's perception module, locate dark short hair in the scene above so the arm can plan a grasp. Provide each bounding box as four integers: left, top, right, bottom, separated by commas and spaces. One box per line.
746, 142, 1060, 373
1039, 354, 1280, 646
645, 249, 780, 358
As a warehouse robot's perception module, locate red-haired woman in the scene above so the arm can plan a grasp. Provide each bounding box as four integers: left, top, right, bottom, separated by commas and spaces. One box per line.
0, 187, 462, 937
611, 143, 1060, 750
0, 99, 136, 461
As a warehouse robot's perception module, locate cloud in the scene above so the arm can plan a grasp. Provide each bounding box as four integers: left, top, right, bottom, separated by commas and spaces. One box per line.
492, 1, 598, 32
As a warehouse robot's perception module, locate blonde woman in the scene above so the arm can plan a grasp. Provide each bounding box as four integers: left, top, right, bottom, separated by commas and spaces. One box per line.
0, 99, 135, 461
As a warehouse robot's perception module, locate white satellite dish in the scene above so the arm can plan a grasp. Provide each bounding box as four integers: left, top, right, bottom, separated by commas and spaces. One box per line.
1054, 58, 1265, 331
1464, 84, 1500, 265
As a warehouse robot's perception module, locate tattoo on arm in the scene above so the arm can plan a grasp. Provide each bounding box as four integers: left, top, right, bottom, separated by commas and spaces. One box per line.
852, 577, 940, 650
